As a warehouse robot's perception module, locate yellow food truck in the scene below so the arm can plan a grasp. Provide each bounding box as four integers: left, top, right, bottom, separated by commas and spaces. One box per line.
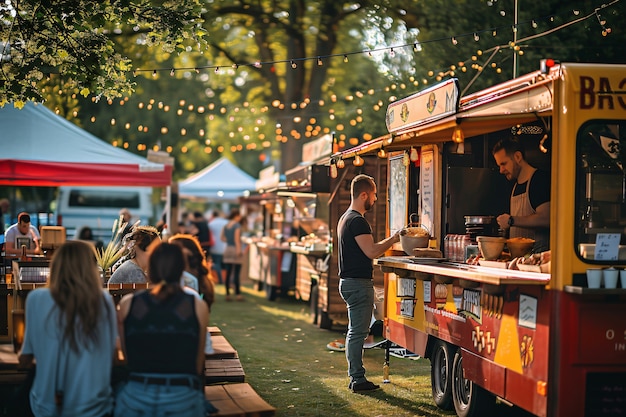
330, 62, 626, 417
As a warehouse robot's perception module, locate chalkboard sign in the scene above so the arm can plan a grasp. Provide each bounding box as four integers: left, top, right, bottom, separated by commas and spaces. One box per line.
585, 372, 626, 416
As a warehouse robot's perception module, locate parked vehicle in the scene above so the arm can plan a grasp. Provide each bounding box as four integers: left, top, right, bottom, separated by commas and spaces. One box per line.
55, 186, 155, 243
332, 62, 626, 417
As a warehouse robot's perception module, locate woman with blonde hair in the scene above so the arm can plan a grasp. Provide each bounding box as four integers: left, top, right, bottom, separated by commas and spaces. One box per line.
108, 225, 160, 284
169, 234, 215, 310
114, 242, 209, 416
18, 240, 117, 417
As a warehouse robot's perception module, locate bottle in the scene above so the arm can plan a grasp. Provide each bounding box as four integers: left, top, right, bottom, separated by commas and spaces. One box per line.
20, 245, 27, 261
161, 224, 171, 241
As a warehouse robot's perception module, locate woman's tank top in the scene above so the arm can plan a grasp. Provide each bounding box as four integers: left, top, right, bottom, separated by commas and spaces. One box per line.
124, 290, 199, 374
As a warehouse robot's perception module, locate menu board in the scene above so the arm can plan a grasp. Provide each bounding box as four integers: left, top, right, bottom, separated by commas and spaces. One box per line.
420, 148, 435, 233
388, 154, 407, 234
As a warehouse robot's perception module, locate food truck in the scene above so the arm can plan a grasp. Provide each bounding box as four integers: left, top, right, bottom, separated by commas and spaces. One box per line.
330, 62, 626, 417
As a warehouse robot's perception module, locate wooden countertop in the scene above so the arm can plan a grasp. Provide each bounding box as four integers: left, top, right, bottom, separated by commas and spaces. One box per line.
375, 256, 550, 286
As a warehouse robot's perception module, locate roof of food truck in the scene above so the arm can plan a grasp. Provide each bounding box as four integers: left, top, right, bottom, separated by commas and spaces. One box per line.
331, 64, 561, 160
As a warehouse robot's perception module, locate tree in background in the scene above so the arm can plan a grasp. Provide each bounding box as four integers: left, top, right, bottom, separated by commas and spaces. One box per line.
0, 0, 207, 105
3, 0, 625, 178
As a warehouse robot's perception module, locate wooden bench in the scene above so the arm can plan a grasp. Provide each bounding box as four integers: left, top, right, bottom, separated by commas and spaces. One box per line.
205, 383, 275, 417
205, 328, 245, 384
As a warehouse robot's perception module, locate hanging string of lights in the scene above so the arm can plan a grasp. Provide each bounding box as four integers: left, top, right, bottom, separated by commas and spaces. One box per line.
130, 3, 615, 77
60, 2, 617, 157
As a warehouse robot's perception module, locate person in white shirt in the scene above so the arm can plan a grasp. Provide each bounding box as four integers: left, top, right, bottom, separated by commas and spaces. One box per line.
5, 212, 41, 256
208, 211, 228, 284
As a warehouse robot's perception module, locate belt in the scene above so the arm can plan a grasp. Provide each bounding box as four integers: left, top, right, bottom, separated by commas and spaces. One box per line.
129, 375, 201, 390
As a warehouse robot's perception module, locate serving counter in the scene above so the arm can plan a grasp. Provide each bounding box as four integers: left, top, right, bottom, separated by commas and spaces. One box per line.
375, 256, 550, 287
246, 239, 296, 301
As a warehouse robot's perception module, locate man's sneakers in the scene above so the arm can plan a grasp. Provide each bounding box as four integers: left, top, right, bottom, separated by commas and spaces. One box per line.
349, 379, 380, 393
326, 339, 346, 352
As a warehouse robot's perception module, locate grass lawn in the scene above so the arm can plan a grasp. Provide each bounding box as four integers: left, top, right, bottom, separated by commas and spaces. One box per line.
209, 280, 454, 417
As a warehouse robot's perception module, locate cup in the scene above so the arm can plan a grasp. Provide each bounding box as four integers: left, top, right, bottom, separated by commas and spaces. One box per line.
620, 269, 626, 289
586, 269, 602, 289
603, 268, 618, 289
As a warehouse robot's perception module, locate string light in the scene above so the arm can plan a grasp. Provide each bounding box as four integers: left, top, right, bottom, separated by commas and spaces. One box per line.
353, 154, 364, 166
291, 60, 297, 69
336, 158, 345, 169
127, 5, 615, 79
170, 68, 175, 76
317, 56, 323, 66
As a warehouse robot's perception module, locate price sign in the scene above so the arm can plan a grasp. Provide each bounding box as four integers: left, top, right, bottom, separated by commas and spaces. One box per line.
594, 233, 620, 260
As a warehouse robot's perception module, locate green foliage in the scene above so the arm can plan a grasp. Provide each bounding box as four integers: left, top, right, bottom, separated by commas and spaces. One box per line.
0, 0, 207, 104
9, 0, 625, 180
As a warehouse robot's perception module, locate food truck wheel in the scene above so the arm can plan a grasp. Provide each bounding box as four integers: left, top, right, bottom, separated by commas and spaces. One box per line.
452, 351, 496, 417
430, 340, 454, 410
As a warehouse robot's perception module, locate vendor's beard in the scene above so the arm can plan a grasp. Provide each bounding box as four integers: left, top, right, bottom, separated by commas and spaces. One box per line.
364, 200, 373, 211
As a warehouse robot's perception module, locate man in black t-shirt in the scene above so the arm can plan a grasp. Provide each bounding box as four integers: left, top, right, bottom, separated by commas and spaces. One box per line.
493, 137, 551, 252
337, 174, 400, 393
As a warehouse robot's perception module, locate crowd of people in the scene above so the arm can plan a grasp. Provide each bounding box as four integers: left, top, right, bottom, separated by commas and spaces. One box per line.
10, 209, 225, 416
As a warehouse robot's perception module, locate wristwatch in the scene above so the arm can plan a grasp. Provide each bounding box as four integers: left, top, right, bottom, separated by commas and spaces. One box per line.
508, 216, 515, 227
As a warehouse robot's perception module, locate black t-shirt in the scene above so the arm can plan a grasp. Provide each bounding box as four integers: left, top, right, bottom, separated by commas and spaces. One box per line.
338, 209, 373, 278
511, 170, 550, 211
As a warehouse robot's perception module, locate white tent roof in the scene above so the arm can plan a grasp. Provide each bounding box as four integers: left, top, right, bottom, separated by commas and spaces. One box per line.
178, 157, 256, 201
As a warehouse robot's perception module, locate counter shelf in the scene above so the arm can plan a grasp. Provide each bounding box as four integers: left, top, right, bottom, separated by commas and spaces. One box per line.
375, 256, 551, 287
564, 285, 626, 295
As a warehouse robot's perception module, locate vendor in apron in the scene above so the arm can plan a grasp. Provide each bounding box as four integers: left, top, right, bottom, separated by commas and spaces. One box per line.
492, 137, 550, 252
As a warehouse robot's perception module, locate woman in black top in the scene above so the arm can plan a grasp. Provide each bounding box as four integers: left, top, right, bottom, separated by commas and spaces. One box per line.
114, 242, 209, 417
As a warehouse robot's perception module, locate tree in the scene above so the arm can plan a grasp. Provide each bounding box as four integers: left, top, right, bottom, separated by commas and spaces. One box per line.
0, 0, 207, 106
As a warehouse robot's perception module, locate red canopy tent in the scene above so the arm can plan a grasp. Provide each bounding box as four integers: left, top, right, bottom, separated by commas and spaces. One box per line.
0, 102, 172, 187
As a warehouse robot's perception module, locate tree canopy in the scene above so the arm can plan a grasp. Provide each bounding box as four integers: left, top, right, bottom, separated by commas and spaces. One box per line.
3, 0, 625, 179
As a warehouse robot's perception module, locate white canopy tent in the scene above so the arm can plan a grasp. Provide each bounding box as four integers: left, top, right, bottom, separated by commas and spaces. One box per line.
178, 157, 256, 202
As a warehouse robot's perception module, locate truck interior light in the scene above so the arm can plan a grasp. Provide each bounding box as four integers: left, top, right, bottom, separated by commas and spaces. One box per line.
452, 126, 465, 143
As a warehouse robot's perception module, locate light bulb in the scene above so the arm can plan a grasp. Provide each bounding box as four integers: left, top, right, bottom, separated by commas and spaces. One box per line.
378, 148, 387, 158
330, 163, 338, 178
336, 158, 345, 169
452, 126, 465, 143
353, 155, 364, 166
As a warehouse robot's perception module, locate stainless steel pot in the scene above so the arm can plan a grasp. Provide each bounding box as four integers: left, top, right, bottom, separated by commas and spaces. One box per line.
464, 215, 495, 225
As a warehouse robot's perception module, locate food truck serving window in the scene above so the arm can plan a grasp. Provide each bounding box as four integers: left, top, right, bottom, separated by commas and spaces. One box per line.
575, 120, 626, 263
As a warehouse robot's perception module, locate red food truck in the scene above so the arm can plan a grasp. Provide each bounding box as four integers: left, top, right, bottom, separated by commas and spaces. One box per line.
330, 62, 626, 417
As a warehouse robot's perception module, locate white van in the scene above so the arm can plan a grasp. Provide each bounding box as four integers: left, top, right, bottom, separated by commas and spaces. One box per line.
55, 186, 156, 243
